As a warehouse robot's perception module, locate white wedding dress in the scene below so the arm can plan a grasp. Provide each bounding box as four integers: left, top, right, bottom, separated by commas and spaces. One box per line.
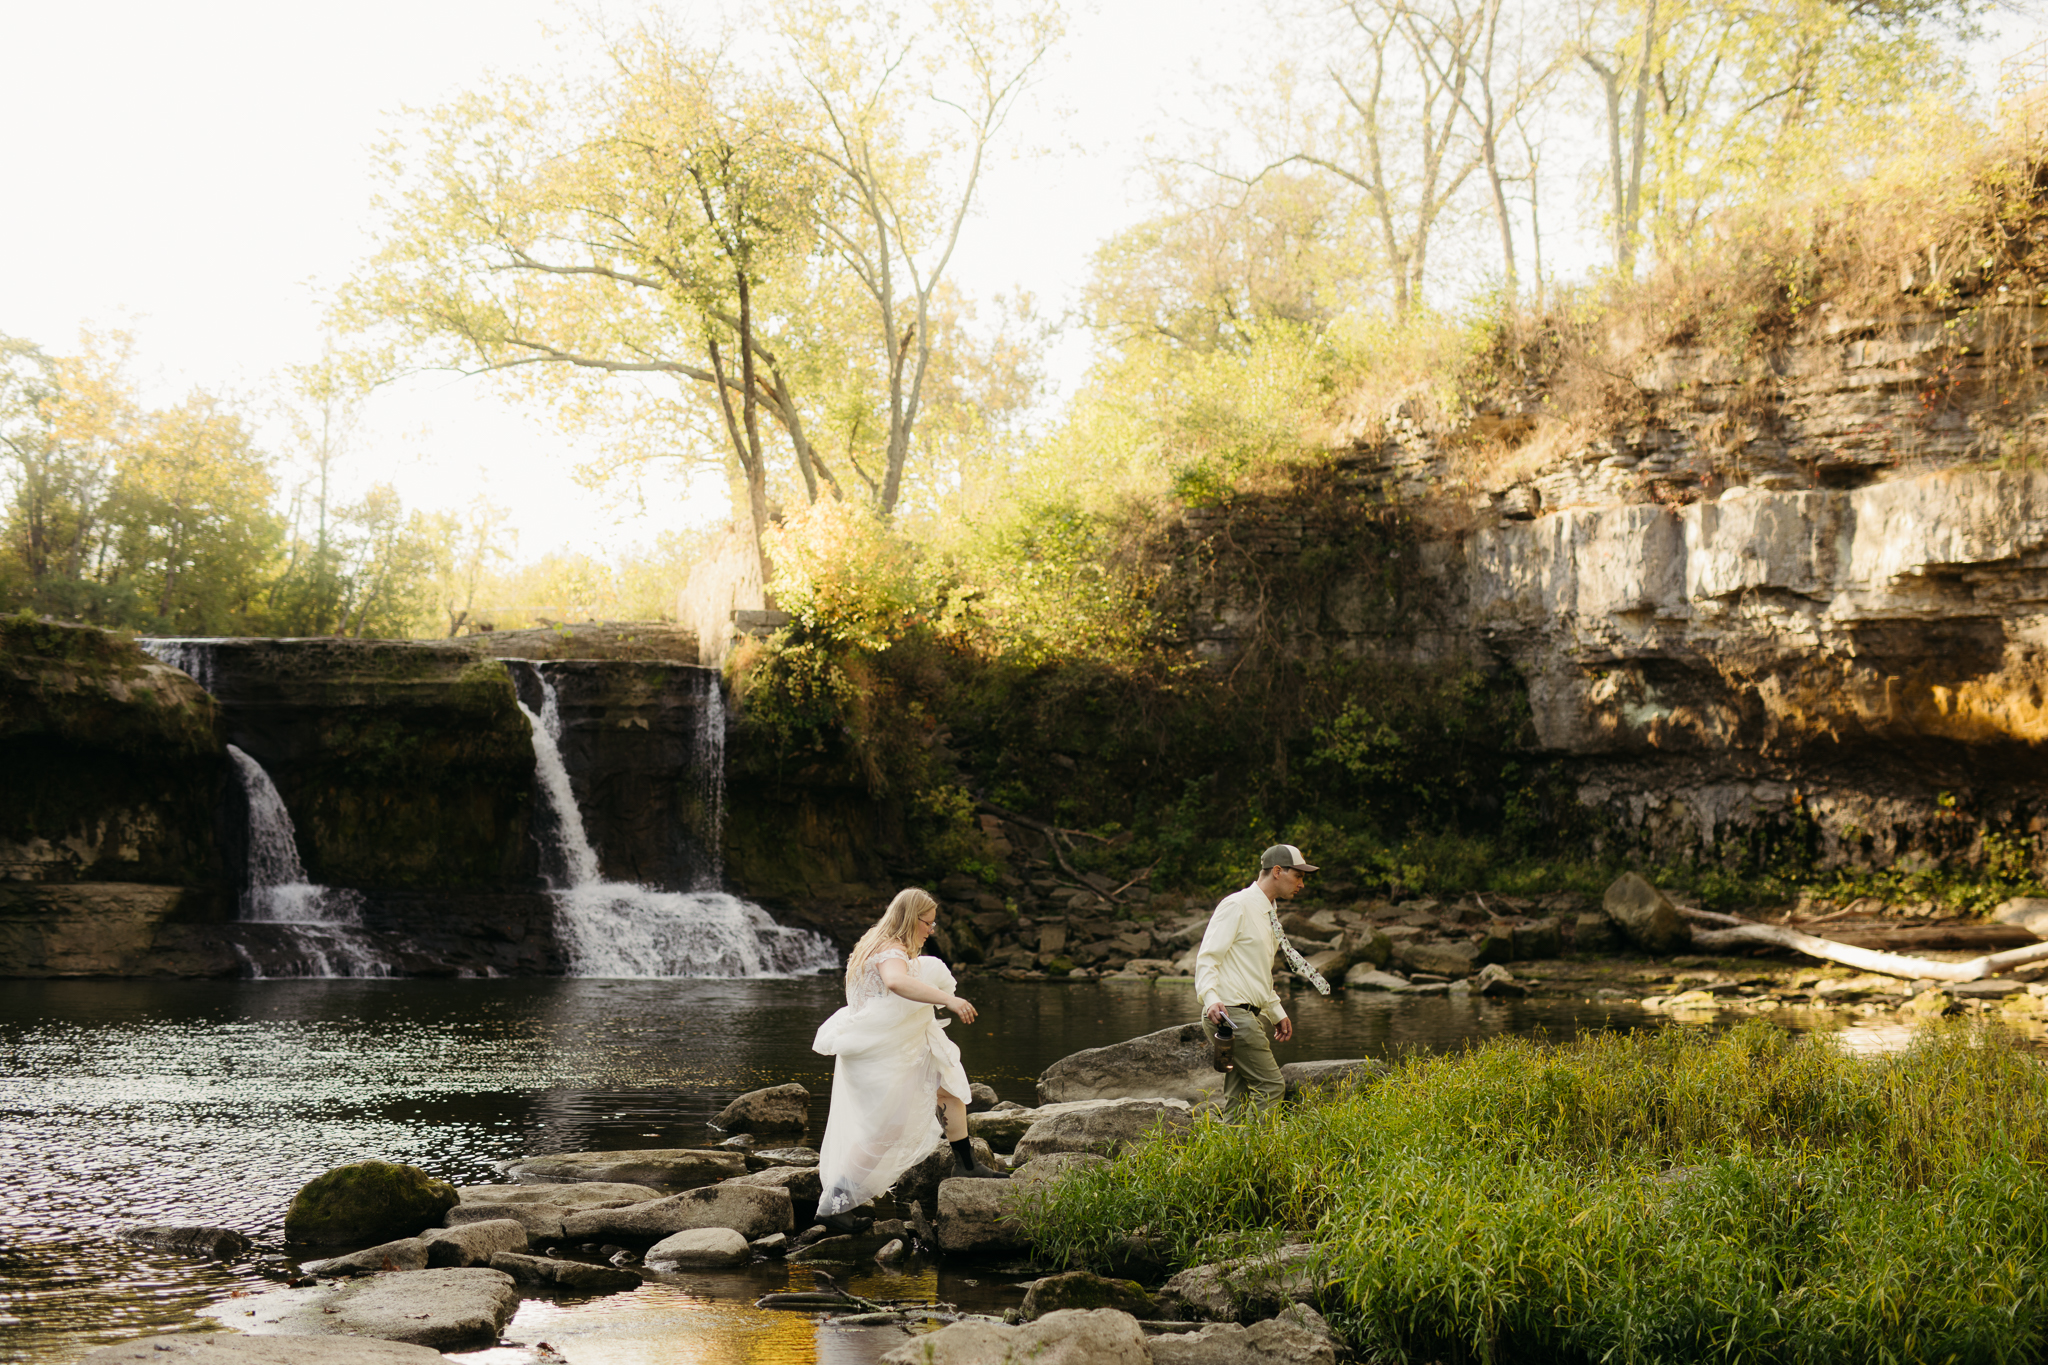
811, 947, 973, 1218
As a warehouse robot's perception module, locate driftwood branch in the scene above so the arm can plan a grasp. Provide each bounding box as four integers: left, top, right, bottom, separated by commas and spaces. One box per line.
1690, 922, 2048, 983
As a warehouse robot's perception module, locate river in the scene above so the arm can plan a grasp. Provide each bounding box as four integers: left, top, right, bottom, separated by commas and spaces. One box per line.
3, 974, 1674, 1364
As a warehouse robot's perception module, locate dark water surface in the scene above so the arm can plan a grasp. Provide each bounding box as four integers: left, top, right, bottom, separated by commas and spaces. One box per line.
1, 976, 1663, 1364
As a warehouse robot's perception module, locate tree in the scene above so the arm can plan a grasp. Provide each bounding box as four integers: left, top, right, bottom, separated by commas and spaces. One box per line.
342, 3, 1059, 595
268, 361, 359, 636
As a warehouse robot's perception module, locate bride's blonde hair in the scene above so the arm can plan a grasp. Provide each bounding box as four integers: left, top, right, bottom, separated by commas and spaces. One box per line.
846, 887, 938, 982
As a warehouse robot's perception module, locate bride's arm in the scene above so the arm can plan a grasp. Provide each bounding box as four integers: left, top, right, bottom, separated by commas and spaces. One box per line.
877, 956, 979, 1024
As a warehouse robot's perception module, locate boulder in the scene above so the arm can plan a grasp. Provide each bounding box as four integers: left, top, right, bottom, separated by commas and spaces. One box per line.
710, 1082, 811, 1135
1281, 1059, 1386, 1101
1993, 897, 2048, 937
458, 1181, 659, 1207
1303, 948, 1352, 982
421, 1217, 527, 1267
1343, 966, 1410, 991
892, 1136, 1000, 1214
117, 1225, 250, 1259
283, 1161, 458, 1245
1572, 912, 1621, 953
299, 1237, 428, 1277
879, 1307, 1150, 1365
933, 1177, 1028, 1255
1015, 1099, 1193, 1159
968, 1082, 1001, 1111
1021, 1270, 1156, 1319
1394, 939, 1480, 979
1473, 963, 1527, 997
81, 1336, 445, 1364
504, 1149, 745, 1188
1513, 917, 1563, 960
1036, 1022, 1219, 1104
1157, 1243, 1327, 1322
646, 1226, 752, 1268
1341, 924, 1392, 968
445, 1203, 566, 1241
743, 1146, 821, 1171
1603, 872, 1692, 955
561, 1183, 793, 1241
489, 1249, 641, 1294
1148, 1315, 1340, 1364
218, 1268, 519, 1348
1013, 1151, 1111, 1190
727, 1165, 823, 1204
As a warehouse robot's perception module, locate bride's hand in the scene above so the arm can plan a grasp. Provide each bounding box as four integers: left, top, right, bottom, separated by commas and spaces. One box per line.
949, 996, 978, 1024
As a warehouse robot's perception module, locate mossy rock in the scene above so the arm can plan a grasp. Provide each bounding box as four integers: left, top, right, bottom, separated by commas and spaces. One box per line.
1021, 1269, 1157, 1319
283, 1160, 459, 1245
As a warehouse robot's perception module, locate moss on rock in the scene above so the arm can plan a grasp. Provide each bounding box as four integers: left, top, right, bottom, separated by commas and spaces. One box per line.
283, 1159, 459, 1245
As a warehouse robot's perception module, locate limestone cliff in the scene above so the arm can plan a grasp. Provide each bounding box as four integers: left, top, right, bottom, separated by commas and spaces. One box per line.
1176, 303, 2048, 874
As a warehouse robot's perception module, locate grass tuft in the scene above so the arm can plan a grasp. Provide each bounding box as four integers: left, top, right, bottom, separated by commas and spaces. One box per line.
1017, 1020, 2048, 1364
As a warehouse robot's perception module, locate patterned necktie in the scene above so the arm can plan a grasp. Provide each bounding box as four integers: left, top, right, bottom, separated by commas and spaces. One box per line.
1264, 897, 1331, 995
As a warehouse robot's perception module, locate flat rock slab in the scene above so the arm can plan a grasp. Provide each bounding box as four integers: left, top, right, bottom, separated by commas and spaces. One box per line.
744, 1147, 821, 1170
1013, 1099, 1193, 1159
80, 1335, 445, 1364
445, 1203, 566, 1240
421, 1218, 527, 1266
880, 1307, 1150, 1364
505, 1150, 745, 1189
725, 1166, 824, 1205
211, 1268, 519, 1349
1148, 1316, 1339, 1364
299, 1236, 427, 1277
459, 1181, 660, 1207
490, 1250, 642, 1294
1035, 1022, 1219, 1105
970, 1099, 1160, 1153
117, 1225, 251, 1259
562, 1183, 793, 1241
646, 1226, 751, 1268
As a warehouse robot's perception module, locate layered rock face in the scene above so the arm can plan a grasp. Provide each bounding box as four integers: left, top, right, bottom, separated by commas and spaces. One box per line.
0, 618, 227, 973
1179, 310, 2048, 868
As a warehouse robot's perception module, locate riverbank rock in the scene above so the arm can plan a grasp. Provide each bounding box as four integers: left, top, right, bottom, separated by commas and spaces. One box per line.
1036, 1022, 1219, 1105
744, 1146, 821, 1170
284, 1162, 458, 1246
879, 1307, 1150, 1364
892, 1136, 1001, 1214
459, 1181, 660, 1207
1021, 1270, 1157, 1319
81, 1336, 446, 1363
222, 1267, 520, 1348
1343, 965, 1411, 991
1604, 873, 1691, 955
725, 1165, 823, 1224
421, 1217, 527, 1267
710, 1082, 810, 1134
505, 1149, 745, 1189
1014, 1098, 1193, 1159
1158, 1242, 1328, 1322
1148, 1311, 1340, 1364
1394, 939, 1479, 979
932, 1176, 1026, 1255
1280, 1059, 1385, 1100
646, 1226, 752, 1268
299, 1236, 428, 1277
446, 1201, 565, 1240
489, 1250, 641, 1293
561, 1183, 793, 1241
117, 1225, 250, 1259
1993, 897, 2048, 937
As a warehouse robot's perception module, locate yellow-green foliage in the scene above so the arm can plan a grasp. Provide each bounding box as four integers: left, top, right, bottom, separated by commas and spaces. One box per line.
1020, 1021, 2048, 1363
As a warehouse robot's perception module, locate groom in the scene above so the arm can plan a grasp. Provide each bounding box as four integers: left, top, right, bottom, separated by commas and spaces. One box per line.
1195, 844, 1329, 1116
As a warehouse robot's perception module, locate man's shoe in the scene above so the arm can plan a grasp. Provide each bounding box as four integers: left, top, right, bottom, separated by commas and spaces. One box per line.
953, 1154, 1010, 1179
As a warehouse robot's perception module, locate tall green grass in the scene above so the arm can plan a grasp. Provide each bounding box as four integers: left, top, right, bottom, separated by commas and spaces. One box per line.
1015, 1022, 2048, 1364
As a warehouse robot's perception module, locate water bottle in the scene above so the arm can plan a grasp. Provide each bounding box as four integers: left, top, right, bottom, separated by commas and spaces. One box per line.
1210, 1010, 1235, 1072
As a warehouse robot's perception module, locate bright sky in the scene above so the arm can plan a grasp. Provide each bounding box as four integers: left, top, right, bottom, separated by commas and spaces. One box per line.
1, 2, 2036, 561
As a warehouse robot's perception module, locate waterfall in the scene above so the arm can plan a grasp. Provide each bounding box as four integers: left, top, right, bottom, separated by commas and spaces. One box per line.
140, 638, 394, 979
694, 669, 726, 890
515, 665, 837, 979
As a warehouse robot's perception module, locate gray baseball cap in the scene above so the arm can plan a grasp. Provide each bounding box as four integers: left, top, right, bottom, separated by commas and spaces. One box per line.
1260, 843, 1319, 872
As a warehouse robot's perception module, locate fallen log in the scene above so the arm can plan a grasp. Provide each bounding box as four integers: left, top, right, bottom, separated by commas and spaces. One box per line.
1689, 922, 2048, 983
1828, 924, 2039, 952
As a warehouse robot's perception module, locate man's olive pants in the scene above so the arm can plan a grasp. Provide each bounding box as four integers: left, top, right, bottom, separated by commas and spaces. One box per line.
1208, 1005, 1285, 1115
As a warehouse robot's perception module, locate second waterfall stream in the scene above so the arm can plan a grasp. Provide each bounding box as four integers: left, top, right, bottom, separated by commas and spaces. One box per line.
517, 666, 838, 978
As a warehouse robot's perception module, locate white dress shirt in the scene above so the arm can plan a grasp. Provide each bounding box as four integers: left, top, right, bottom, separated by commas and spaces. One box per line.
1194, 881, 1287, 1023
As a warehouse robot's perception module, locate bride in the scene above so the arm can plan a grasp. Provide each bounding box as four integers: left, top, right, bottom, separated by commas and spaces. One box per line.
812, 887, 1008, 1232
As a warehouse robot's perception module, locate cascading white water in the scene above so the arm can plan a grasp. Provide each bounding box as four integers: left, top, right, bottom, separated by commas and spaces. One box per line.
517, 667, 837, 979
139, 639, 394, 979
693, 670, 726, 890
227, 745, 388, 978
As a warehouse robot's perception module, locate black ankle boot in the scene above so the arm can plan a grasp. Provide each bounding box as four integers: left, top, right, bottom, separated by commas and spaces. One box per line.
818, 1211, 872, 1236
949, 1137, 1009, 1179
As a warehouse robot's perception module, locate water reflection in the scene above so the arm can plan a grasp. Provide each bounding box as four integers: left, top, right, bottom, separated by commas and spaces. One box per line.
1, 975, 1663, 1363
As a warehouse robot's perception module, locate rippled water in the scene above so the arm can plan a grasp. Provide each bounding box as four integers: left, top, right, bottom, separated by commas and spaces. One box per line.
1, 976, 1665, 1363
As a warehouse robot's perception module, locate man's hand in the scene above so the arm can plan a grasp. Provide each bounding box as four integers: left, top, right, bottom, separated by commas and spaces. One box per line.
1204, 1003, 1227, 1026
1274, 1016, 1294, 1043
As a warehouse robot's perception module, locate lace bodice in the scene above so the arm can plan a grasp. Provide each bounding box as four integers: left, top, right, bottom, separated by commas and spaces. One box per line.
847, 945, 910, 1007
